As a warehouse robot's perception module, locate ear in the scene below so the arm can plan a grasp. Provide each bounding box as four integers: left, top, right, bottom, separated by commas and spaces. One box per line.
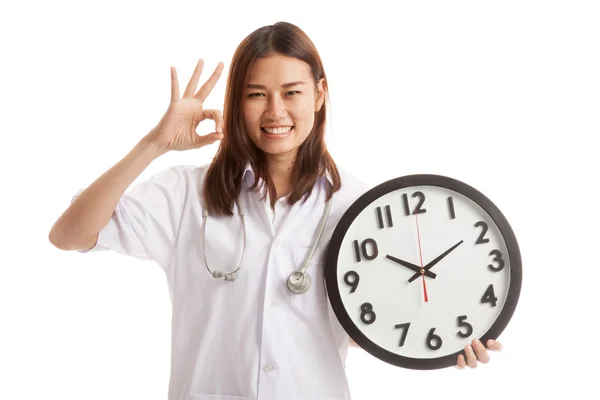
315, 78, 326, 112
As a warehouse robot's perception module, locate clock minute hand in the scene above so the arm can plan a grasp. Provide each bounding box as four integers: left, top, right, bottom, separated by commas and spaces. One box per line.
407, 240, 464, 283
386, 255, 437, 279
423, 240, 464, 270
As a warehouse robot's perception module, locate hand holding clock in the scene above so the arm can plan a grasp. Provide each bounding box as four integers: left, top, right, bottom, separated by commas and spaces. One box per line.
456, 338, 503, 369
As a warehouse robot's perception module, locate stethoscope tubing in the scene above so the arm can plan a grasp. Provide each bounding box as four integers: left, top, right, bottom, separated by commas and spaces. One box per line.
201, 194, 332, 294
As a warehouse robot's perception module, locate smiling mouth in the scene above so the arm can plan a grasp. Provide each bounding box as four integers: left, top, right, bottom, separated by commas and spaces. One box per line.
261, 126, 294, 135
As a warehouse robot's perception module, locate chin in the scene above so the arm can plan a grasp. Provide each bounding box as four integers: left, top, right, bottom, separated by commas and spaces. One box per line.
260, 145, 299, 158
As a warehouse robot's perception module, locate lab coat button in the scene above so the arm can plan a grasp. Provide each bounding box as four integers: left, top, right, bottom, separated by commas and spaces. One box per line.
263, 363, 278, 373
272, 300, 280, 307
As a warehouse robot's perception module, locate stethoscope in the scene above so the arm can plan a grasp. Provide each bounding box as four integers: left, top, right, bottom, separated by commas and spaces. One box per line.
201, 196, 332, 294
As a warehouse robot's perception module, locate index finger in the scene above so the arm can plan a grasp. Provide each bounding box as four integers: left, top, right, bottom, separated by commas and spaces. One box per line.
170, 66, 180, 103
194, 62, 225, 102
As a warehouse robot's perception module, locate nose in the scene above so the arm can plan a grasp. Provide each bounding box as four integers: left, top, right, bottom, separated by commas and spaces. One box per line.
264, 94, 287, 120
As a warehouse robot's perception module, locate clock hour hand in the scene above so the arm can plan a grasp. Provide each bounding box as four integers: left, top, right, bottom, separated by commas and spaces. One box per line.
386, 255, 437, 279
407, 240, 464, 283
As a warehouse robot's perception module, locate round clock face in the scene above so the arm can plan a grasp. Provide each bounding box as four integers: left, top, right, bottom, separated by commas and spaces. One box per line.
325, 174, 522, 370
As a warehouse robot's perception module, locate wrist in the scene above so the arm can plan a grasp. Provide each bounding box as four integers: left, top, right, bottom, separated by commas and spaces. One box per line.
138, 135, 169, 160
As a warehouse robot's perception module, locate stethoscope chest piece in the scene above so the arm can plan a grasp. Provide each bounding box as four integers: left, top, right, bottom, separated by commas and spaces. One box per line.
287, 271, 312, 294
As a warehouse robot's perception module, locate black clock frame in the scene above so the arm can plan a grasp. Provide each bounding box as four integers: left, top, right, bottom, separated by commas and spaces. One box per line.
325, 174, 522, 370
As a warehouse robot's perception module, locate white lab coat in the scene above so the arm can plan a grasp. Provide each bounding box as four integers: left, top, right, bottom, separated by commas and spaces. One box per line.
75, 162, 369, 400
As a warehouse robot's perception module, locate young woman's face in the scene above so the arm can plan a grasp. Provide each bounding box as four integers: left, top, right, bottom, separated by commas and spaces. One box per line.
242, 54, 325, 160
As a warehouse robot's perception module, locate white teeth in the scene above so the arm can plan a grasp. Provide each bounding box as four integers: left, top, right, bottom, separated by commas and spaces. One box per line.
263, 126, 292, 134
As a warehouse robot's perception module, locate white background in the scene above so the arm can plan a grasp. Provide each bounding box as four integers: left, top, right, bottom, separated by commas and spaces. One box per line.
1, 0, 599, 399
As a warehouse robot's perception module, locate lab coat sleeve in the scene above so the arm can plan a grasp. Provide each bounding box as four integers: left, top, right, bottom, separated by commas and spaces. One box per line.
71, 165, 188, 270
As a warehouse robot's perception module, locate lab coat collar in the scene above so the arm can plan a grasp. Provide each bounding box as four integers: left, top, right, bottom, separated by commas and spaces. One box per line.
242, 162, 333, 187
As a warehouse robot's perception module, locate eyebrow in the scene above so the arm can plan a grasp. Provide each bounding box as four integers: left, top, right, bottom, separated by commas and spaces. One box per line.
246, 81, 307, 89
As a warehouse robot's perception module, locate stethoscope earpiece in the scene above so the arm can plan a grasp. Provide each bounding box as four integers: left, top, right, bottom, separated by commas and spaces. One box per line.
213, 271, 236, 281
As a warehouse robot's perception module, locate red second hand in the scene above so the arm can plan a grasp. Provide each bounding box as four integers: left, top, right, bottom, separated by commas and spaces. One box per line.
415, 212, 428, 302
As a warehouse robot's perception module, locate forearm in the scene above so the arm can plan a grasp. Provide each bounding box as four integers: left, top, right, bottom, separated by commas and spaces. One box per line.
48, 136, 166, 250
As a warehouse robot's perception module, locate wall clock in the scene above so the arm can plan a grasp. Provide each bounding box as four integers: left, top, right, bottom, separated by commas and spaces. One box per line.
325, 174, 522, 370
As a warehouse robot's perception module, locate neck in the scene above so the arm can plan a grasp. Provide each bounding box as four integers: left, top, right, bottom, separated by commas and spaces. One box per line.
266, 153, 297, 199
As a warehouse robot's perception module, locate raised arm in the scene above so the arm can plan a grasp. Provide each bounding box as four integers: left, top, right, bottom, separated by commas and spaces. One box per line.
49, 59, 225, 251
48, 138, 164, 250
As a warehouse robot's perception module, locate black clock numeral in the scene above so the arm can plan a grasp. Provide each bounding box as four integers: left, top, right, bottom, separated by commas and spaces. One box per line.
447, 196, 456, 219
426, 327, 442, 350
360, 302, 376, 324
353, 240, 360, 261
481, 284, 498, 307
474, 221, 490, 244
344, 271, 360, 293
394, 322, 410, 347
488, 249, 505, 272
402, 191, 427, 215
456, 315, 473, 338
353, 239, 379, 262
376, 205, 394, 229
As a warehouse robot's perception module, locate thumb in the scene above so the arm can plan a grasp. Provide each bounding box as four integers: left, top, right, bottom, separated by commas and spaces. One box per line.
193, 132, 224, 148
486, 339, 503, 352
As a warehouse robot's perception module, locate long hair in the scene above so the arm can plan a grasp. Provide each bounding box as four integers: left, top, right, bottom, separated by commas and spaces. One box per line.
203, 21, 341, 216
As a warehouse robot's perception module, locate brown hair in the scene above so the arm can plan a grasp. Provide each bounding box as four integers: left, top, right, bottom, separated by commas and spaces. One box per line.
202, 21, 342, 216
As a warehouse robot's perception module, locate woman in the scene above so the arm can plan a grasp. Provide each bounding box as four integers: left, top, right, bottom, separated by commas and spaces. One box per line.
49, 21, 500, 400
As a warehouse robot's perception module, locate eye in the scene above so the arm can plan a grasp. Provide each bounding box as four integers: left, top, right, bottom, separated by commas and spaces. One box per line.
248, 92, 265, 98
286, 91, 301, 96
